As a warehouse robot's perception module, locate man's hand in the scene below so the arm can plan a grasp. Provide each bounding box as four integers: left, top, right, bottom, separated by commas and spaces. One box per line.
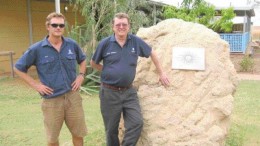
150, 50, 170, 87
14, 67, 54, 95
33, 83, 54, 96
159, 72, 170, 87
71, 75, 84, 91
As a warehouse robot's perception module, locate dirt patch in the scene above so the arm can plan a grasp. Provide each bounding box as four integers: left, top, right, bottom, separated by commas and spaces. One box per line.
230, 45, 260, 74
237, 73, 260, 80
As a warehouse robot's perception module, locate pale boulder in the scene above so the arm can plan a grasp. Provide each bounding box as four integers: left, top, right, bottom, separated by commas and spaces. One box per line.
127, 19, 238, 146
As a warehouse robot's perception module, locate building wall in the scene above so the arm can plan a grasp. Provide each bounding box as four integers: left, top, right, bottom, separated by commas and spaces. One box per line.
0, 0, 28, 74
0, 0, 84, 75
252, 26, 260, 41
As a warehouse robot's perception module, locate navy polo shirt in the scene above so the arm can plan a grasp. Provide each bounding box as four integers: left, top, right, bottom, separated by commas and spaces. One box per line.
92, 34, 151, 87
15, 36, 86, 98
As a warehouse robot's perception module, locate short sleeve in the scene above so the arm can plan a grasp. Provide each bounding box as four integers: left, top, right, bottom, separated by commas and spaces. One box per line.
136, 36, 152, 58
92, 38, 110, 64
15, 49, 36, 73
74, 42, 86, 64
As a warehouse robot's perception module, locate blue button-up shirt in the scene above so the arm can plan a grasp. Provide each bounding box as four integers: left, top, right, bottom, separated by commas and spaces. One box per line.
92, 34, 151, 87
15, 36, 86, 98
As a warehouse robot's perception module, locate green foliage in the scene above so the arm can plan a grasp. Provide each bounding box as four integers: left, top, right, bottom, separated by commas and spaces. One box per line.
209, 8, 236, 33
69, 0, 115, 54
69, 0, 154, 52
163, 0, 215, 26
80, 66, 101, 95
162, 0, 235, 33
239, 55, 254, 72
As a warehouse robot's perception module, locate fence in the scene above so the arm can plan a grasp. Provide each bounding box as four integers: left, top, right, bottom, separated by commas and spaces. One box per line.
220, 32, 250, 54
0, 51, 15, 78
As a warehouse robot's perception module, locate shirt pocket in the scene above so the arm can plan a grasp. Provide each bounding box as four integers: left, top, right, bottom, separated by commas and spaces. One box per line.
128, 52, 138, 66
65, 54, 77, 71
39, 56, 58, 74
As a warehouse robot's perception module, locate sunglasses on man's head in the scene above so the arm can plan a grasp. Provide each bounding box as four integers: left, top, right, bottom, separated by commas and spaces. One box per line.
50, 23, 65, 28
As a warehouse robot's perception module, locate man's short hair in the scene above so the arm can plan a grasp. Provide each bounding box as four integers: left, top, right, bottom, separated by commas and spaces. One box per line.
45, 12, 65, 26
112, 12, 130, 24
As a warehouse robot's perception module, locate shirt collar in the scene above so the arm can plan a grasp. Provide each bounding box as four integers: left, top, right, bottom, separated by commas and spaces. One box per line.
42, 35, 66, 47
110, 34, 132, 42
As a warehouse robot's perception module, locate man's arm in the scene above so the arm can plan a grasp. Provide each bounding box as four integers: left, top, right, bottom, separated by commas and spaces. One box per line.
150, 50, 170, 86
78, 59, 87, 76
71, 60, 86, 91
14, 67, 53, 95
90, 60, 103, 71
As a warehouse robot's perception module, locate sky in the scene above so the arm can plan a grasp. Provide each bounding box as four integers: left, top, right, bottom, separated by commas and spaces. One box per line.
151, 0, 260, 26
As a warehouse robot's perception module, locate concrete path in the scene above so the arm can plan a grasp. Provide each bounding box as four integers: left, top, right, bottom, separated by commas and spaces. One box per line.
237, 73, 260, 80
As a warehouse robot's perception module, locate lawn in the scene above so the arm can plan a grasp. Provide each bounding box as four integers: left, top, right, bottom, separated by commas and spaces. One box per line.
0, 77, 259, 146
0, 77, 105, 146
225, 80, 260, 146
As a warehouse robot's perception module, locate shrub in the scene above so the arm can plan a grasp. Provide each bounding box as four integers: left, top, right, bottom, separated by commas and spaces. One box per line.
239, 55, 254, 72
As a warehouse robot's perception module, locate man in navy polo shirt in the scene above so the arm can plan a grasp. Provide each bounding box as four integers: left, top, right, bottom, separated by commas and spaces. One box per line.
91, 12, 170, 146
14, 12, 87, 146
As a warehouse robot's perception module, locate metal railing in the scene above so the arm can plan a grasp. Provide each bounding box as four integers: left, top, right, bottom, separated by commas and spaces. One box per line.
219, 32, 250, 54
0, 51, 15, 78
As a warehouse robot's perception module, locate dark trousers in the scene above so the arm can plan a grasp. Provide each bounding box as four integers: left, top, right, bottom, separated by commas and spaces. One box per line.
100, 86, 143, 146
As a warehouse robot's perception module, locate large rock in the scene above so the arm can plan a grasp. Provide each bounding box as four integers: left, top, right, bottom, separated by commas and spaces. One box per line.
130, 19, 238, 146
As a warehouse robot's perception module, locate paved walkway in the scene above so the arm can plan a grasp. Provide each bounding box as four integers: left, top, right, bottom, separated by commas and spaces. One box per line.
237, 73, 260, 80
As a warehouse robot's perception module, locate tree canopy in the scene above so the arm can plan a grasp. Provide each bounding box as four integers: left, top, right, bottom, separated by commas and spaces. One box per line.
162, 0, 236, 33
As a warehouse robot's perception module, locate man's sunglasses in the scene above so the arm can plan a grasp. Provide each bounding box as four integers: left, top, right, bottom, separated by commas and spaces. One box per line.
50, 23, 65, 28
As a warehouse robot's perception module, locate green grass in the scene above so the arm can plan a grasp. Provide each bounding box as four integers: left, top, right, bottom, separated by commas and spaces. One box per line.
0, 77, 105, 146
0, 77, 259, 146
225, 80, 260, 146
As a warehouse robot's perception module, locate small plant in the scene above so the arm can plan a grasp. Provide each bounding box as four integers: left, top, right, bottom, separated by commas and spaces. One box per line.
225, 124, 246, 146
239, 55, 254, 72
80, 66, 101, 95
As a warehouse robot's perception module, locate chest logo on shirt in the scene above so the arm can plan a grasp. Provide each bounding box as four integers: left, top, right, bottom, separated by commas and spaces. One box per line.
131, 48, 135, 53
68, 49, 74, 55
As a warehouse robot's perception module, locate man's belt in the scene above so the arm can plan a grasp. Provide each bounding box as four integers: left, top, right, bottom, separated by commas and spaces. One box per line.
102, 83, 132, 91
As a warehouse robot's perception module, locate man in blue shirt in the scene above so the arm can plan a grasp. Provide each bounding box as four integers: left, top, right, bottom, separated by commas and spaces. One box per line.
91, 12, 170, 146
14, 12, 87, 146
